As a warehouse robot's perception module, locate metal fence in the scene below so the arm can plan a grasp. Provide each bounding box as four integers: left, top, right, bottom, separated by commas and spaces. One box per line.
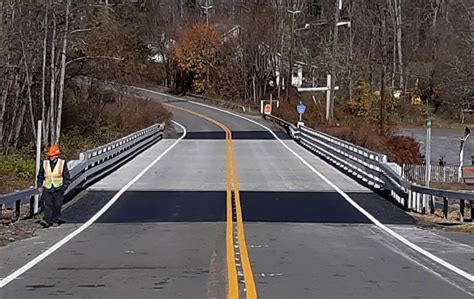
402, 164, 460, 183
264, 114, 474, 222
0, 123, 165, 221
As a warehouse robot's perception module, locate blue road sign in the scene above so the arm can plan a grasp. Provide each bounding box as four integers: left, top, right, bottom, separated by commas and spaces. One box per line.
297, 103, 306, 115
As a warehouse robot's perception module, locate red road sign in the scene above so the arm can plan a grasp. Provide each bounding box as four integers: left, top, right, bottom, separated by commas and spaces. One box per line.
264, 104, 271, 115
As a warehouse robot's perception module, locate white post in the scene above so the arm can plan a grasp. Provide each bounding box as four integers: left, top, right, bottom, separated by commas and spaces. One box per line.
459, 143, 464, 182
326, 74, 331, 122
270, 93, 273, 112
34, 120, 43, 214
260, 100, 264, 114
425, 121, 431, 187
459, 128, 471, 182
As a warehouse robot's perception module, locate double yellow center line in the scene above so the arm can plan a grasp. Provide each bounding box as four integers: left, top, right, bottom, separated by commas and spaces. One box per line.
164, 104, 257, 299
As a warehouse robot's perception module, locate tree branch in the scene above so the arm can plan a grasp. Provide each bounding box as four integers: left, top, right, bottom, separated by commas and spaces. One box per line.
66, 56, 124, 67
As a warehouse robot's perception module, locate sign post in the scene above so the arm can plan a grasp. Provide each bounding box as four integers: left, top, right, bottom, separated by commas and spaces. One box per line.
296, 102, 306, 126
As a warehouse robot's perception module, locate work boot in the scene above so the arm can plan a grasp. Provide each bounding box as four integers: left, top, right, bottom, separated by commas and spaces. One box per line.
39, 220, 50, 228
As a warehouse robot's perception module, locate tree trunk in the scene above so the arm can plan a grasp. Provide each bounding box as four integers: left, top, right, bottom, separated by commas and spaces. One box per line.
395, 0, 404, 89
48, 11, 57, 144
379, 5, 388, 132
287, 13, 295, 102
41, 1, 49, 143
55, 0, 71, 144
20, 35, 36, 140
0, 77, 12, 145
329, 3, 341, 123
389, 0, 396, 89
6, 74, 26, 152
12, 102, 27, 150
348, 0, 354, 102
380, 64, 386, 132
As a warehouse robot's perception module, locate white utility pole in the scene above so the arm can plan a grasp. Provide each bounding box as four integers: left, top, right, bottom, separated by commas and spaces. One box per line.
201, 0, 213, 25
329, 1, 351, 123
326, 74, 332, 122
425, 117, 432, 187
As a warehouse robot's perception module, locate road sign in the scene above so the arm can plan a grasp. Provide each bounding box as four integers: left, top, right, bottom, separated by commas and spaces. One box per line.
297, 102, 306, 122
297, 103, 306, 115
264, 104, 271, 115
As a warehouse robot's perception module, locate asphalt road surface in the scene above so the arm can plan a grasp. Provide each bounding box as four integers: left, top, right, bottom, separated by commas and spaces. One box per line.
0, 89, 472, 298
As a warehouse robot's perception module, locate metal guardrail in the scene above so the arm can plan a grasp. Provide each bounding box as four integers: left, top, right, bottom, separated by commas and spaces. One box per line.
0, 123, 165, 221
264, 114, 474, 222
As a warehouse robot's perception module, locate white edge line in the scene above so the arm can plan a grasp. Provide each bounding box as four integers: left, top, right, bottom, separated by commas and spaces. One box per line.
139, 87, 474, 283
0, 120, 187, 288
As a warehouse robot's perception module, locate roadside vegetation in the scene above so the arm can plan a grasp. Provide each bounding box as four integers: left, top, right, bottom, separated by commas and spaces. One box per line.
0, 3, 171, 194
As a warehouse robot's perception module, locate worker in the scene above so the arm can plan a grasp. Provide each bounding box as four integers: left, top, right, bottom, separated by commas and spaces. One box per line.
36, 145, 70, 228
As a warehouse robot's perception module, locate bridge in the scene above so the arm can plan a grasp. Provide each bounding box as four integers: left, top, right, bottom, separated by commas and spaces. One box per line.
0, 88, 472, 298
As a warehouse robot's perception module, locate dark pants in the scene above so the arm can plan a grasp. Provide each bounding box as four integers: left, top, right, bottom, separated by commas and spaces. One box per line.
42, 190, 64, 224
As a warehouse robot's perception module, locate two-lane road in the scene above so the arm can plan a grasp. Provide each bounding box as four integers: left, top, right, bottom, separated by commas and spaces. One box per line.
0, 91, 472, 298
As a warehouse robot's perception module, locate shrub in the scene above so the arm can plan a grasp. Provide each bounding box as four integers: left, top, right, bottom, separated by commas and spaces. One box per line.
321, 124, 422, 165
0, 155, 36, 194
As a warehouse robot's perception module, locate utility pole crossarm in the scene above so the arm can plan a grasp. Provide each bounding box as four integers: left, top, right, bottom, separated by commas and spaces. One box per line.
201, 0, 213, 25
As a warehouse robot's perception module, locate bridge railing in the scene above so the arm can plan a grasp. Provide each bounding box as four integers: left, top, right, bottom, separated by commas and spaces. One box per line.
0, 123, 165, 221
264, 114, 473, 222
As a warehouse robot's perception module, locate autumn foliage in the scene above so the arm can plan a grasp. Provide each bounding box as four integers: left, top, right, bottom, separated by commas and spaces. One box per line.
172, 24, 221, 94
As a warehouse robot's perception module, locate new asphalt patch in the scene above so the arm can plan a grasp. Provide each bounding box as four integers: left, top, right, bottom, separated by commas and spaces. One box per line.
62, 191, 414, 224
184, 131, 290, 140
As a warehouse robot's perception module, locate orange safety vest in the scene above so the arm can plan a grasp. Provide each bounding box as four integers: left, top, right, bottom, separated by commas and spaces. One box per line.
43, 159, 64, 189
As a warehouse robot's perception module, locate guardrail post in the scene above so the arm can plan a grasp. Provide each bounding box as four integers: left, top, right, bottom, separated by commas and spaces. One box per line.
14, 199, 21, 222
429, 195, 435, 214
459, 200, 465, 223
470, 202, 473, 222
443, 197, 448, 219
29, 196, 35, 218
416, 192, 422, 213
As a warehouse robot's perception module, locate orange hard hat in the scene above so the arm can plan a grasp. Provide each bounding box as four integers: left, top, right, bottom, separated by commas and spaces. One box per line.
47, 145, 61, 157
